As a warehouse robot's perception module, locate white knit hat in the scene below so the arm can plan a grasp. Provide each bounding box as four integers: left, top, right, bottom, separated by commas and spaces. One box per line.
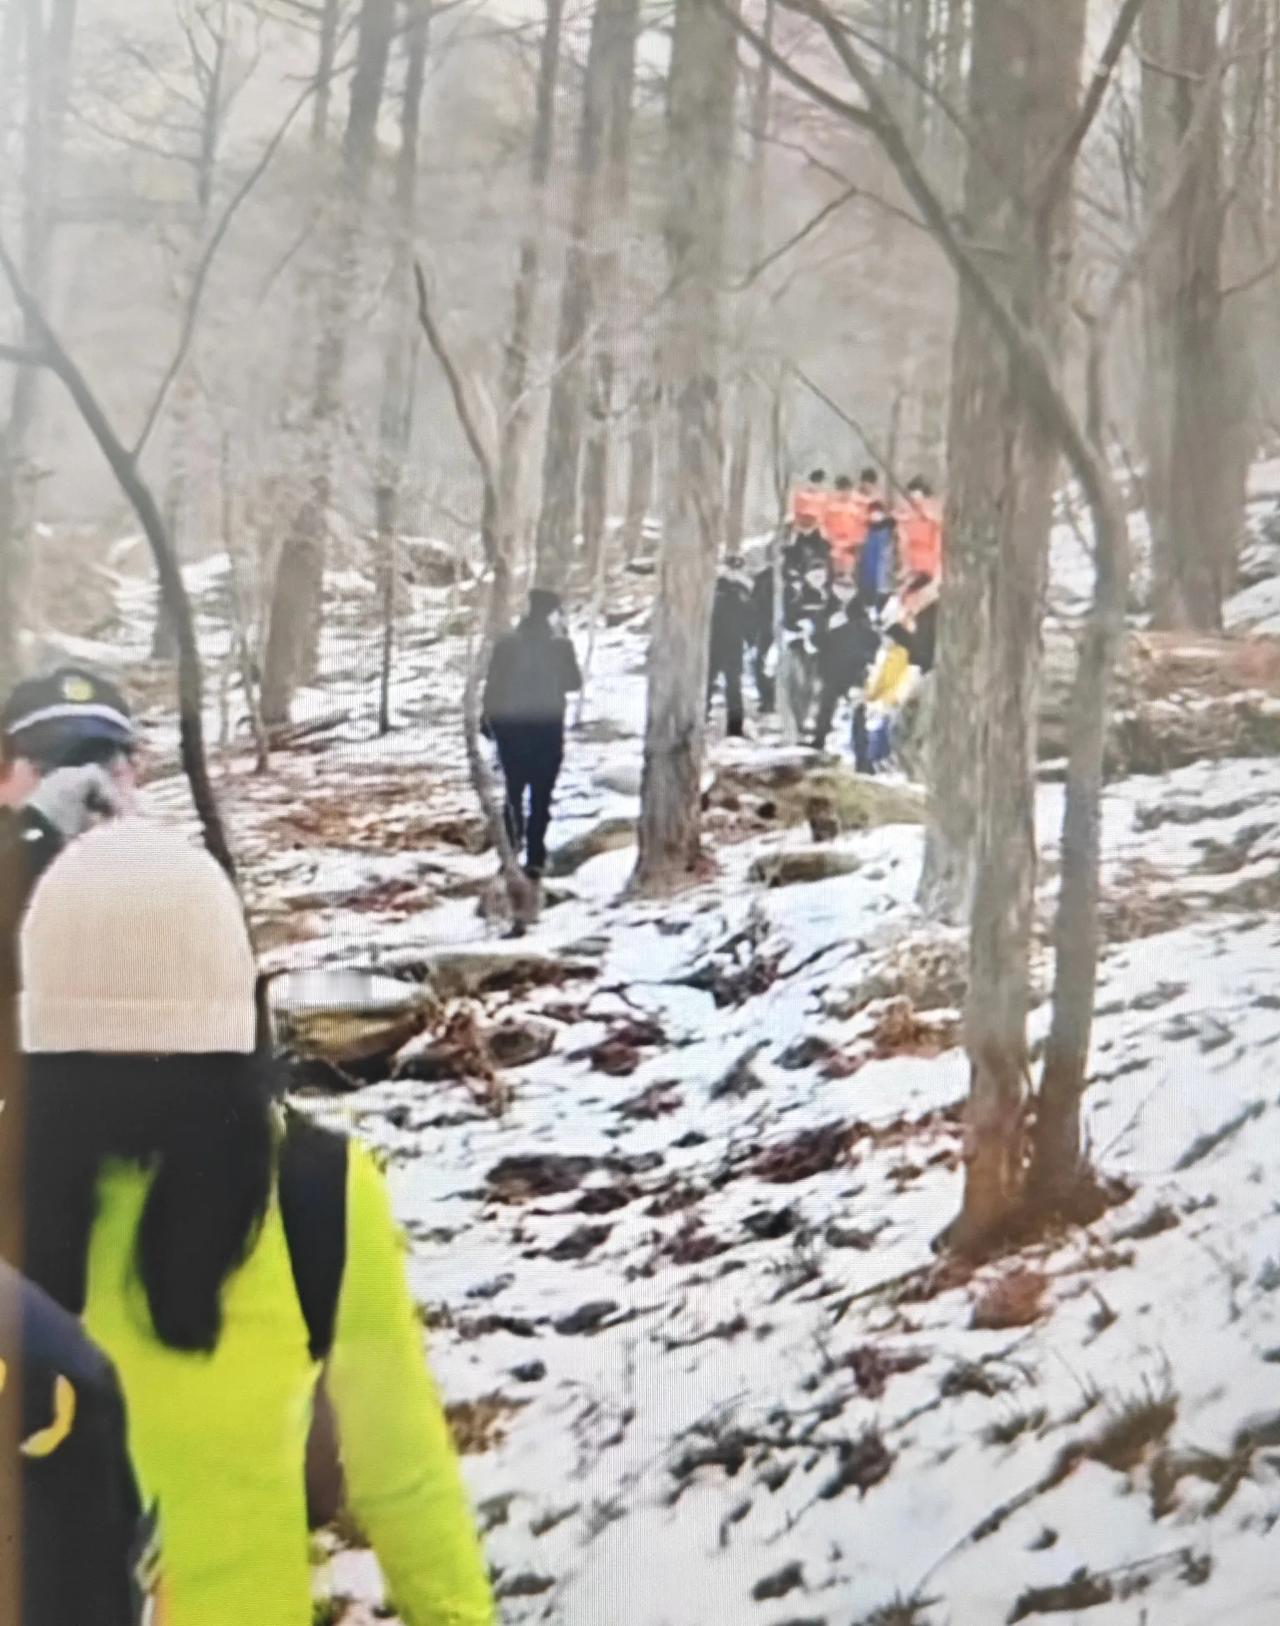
21, 819, 257, 1055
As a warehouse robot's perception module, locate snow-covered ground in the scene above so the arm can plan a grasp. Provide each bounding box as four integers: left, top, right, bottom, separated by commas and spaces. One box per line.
89, 518, 1280, 1624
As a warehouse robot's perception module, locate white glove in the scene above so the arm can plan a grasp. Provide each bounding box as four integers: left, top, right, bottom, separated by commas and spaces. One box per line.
23, 764, 123, 840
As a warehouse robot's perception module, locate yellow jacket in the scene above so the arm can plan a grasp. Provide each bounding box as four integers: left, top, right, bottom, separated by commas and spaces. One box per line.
865, 641, 913, 707
84, 1139, 494, 1626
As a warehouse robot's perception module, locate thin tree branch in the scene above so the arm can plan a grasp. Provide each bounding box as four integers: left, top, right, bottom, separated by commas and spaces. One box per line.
130, 72, 320, 460
791, 365, 905, 499
757, 125, 927, 231
0, 235, 236, 882
413, 259, 498, 525
0, 343, 45, 367
413, 259, 535, 928
1038, 0, 1147, 218
1222, 245, 1280, 299
717, 0, 881, 136
727, 183, 858, 291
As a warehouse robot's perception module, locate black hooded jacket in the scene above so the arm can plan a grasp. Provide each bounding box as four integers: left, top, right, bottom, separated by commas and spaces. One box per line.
482, 617, 583, 733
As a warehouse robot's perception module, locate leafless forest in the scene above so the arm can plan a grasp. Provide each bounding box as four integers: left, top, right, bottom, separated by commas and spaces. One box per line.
7, 2, 1280, 1618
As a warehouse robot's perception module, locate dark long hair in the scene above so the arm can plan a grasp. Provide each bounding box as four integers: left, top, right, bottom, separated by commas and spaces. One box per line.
22, 1054, 276, 1353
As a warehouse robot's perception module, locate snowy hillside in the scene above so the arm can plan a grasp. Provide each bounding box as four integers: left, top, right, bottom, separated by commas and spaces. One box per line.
87, 506, 1280, 1625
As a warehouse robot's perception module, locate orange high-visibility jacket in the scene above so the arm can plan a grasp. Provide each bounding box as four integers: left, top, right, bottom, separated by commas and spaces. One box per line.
822, 491, 870, 572
898, 496, 943, 579
790, 483, 828, 530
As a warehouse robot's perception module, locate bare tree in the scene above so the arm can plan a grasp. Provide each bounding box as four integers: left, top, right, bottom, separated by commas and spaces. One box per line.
0, 0, 77, 690
0, 243, 235, 878
725, 0, 774, 555
375, 0, 431, 734
579, 0, 641, 589
631, 0, 739, 893
495, 0, 565, 594
620, 371, 657, 560
532, 0, 634, 594
729, 0, 1144, 1251
1142, 0, 1229, 631
260, 0, 394, 724
151, 0, 260, 660
414, 262, 538, 927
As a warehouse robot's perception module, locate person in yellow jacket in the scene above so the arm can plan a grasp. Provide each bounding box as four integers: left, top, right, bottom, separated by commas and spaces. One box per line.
16, 820, 494, 1626
853, 625, 918, 774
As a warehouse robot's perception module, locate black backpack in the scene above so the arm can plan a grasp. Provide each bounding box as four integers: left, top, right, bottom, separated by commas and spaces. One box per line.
277, 1111, 349, 1527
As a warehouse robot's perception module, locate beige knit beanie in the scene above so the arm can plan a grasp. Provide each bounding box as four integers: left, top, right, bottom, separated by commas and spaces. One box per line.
21, 819, 257, 1055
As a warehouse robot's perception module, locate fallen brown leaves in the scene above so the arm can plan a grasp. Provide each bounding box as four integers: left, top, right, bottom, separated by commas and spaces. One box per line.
446, 1393, 526, 1455
753, 1122, 856, 1184
970, 1268, 1049, 1331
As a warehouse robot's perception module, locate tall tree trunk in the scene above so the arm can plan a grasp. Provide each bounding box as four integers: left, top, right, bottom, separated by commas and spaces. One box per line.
261, 0, 394, 724
312, 0, 342, 145
621, 376, 657, 559
532, 0, 630, 594
579, 0, 640, 588
496, 0, 565, 583
725, 0, 773, 555
153, 4, 229, 661
1029, 327, 1129, 1210
376, 0, 431, 734
946, 0, 1087, 1254
916, 0, 1005, 925
932, 0, 969, 204
1144, 0, 1227, 631
0, 0, 74, 689
631, 0, 738, 893
1217, 0, 1265, 604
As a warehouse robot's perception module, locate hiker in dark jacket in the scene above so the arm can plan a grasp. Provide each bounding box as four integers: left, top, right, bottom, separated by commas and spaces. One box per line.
482, 590, 582, 879
2, 669, 138, 1250
707, 557, 753, 738
749, 566, 776, 712
2, 669, 137, 1119
809, 581, 880, 750
0, 1261, 145, 1626
782, 562, 830, 736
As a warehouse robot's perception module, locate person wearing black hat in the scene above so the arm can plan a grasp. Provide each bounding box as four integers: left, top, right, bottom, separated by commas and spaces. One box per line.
3, 668, 139, 1040
1, 667, 138, 888
481, 593, 582, 879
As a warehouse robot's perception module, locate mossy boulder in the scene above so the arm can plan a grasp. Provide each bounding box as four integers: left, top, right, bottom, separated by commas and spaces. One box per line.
547, 816, 637, 876
748, 848, 863, 887
710, 754, 924, 831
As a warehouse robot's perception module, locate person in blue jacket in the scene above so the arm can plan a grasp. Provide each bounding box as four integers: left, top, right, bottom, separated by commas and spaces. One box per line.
857, 499, 897, 613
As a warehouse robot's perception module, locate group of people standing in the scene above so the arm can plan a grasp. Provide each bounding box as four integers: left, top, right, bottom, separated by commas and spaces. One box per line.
708, 465, 944, 770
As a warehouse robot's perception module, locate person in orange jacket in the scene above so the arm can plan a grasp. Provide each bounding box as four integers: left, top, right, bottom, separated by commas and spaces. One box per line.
897, 475, 943, 583
821, 475, 864, 579
789, 468, 829, 533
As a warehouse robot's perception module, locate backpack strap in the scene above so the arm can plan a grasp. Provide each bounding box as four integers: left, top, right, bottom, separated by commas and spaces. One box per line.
277, 1111, 348, 1362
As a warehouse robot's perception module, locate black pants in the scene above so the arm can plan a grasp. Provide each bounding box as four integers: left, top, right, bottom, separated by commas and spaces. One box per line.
810, 674, 848, 749
707, 655, 745, 736
752, 644, 775, 712
494, 724, 564, 872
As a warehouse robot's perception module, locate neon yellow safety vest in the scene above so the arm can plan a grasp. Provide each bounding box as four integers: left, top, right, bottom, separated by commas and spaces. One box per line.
83, 1139, 494, 1626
